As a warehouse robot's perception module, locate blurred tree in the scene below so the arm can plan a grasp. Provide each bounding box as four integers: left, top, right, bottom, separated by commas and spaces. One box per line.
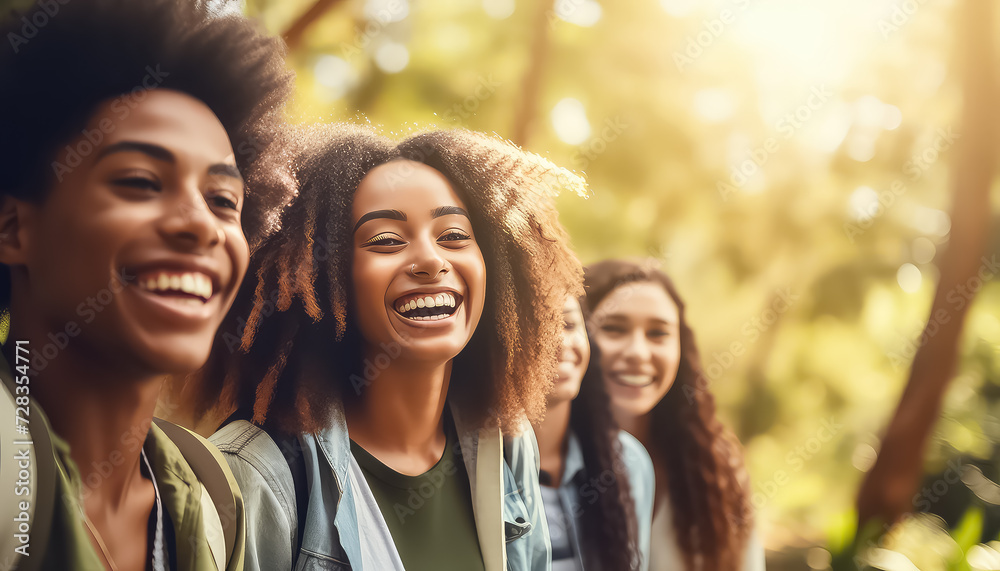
855, 0, 995, 532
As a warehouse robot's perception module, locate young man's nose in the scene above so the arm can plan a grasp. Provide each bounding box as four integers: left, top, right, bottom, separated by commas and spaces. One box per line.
158, 187, 224, 250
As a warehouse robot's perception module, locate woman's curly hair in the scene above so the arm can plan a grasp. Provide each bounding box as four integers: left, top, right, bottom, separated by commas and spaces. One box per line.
583, 259, 753, 571
0, 0, 295, 254
187, 124, 586, 434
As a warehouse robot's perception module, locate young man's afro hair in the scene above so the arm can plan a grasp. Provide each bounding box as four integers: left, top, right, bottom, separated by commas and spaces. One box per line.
0, 0, 295, 249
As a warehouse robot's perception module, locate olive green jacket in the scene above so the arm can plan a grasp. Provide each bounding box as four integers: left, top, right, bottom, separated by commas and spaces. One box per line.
0, 355, 244, 571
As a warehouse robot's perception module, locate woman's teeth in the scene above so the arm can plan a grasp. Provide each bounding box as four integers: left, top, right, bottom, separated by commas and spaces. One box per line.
396, 293, 457, 314
617, 374, 654, 387
137, 271, 213, 301
406, 313, 451, 321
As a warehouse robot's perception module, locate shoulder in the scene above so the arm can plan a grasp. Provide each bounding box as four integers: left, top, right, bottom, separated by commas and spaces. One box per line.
742, 528, 767, 570
616, 430, 653, 477
211, 421, 301, 571
615, 430, 655, 510
210, 420, 295, 499
501, 420, 543, 483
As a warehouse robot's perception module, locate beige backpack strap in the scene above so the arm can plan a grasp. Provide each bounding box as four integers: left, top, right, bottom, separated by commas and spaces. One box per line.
474, 426, 506, 571
0, 359, 57, 571
153, 418, 245, 571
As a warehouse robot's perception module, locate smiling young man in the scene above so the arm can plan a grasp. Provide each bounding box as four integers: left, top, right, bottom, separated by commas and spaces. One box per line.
0, 1, 293, 569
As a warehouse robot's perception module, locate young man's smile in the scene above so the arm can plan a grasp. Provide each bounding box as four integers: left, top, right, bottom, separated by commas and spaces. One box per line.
9, 89, 249, 375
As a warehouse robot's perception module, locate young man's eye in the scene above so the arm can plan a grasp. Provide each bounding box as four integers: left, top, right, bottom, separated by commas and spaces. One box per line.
208, 194, 239, 211
361, 233, 405, 247
113, 177, 161, 191
564, 321, 576, 331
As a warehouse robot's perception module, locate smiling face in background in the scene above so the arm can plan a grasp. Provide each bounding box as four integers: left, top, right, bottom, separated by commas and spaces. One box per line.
351, 160, 486, 365
8, 89, 248, 376
548, 296, 591, 406
589, 280, 681, 422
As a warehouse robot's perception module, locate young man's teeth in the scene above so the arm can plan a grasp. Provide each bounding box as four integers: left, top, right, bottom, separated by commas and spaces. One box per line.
138, 272, 213, 300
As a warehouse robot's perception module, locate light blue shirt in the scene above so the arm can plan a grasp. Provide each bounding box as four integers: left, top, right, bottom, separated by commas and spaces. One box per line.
540, 430, 655, 571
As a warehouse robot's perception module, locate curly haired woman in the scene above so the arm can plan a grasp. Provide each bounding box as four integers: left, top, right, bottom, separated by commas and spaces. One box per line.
0, 0, 293, 569
183, 124, 586, 570
533, 294, 655, 570
583, 260, 764, 571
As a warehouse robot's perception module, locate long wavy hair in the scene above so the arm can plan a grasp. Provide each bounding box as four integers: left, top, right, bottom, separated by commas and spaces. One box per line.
184, 124, 586, 434
568, 335, 641, 570
583, 259, 752, 571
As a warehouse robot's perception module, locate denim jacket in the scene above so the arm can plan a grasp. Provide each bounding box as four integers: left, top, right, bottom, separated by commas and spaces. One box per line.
544, 430, 654, 571
211, 403, 551, 571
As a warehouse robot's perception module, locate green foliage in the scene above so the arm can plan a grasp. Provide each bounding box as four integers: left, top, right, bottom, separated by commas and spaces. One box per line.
246, 0, 1000, 567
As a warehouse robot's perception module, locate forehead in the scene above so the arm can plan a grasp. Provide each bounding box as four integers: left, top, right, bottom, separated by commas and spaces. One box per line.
87, 89, 235, 165
352, 160, 467, 219
563, 296, 584, 319
594, 281, 679, 323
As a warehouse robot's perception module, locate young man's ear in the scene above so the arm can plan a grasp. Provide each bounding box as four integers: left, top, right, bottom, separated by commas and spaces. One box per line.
0, 196, 35, 266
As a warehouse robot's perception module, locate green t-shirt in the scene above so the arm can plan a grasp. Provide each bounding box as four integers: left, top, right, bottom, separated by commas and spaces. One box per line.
350, 423, 486, 571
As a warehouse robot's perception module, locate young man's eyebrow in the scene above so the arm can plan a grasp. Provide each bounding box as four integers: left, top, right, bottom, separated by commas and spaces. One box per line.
96, 141, 175, 163
431, 206, 469, 219
353, 209, 407, 233
208, 163, 244, 181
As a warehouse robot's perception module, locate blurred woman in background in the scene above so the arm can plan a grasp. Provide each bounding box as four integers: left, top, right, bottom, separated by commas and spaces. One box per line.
583, 259, 764, 571
534, 295, 654, 570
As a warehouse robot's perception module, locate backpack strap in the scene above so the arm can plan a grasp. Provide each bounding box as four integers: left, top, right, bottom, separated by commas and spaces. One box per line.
153, 418, 245, 571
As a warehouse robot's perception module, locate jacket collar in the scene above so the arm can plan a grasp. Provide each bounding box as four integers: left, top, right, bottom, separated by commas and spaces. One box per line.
302, 397, 508, 571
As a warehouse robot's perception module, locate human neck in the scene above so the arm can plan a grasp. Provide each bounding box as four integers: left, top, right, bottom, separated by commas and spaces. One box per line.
534, 398, 572, 485
7, 320, 163, 509
617, 411, 652, 451
345, 350, 451, 473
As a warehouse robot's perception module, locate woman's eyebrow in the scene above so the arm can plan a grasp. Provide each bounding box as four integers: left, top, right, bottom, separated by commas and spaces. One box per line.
353, 209, 407, 233
431, 205, 469, 219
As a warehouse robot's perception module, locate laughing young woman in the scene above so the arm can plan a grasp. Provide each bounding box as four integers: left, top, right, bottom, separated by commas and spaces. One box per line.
185, 124, 585, 570
0, 0, 292, 569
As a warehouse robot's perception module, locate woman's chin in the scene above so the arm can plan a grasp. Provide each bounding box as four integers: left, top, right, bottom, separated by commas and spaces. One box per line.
397, 341, 465, 366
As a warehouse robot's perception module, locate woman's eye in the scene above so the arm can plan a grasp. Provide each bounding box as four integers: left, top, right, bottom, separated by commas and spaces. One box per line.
564, 321, 577, 331
648, 330, 669, 339
600, 325, 626, 335
439, 230, 471, 242
113, 177, 161, 191
362, 233, 405, 247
